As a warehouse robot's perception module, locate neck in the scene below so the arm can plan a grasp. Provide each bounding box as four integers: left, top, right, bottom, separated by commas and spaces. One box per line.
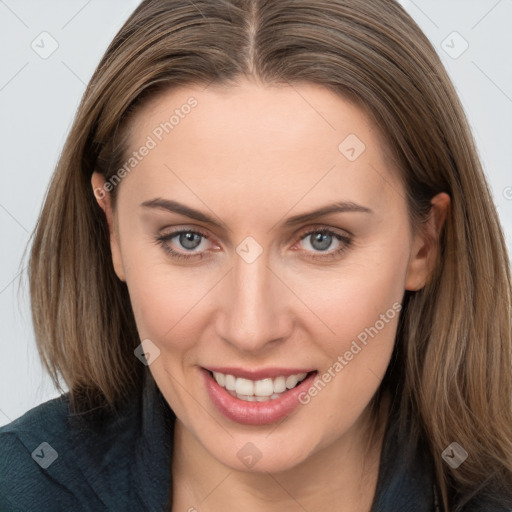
171, 394, 390, 512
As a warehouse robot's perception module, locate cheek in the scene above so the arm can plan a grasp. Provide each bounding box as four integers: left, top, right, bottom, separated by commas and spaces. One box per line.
281, 241, 408, 356
289, 255, 405, 433
127, 270, 212, 352
118, 234, 210, 349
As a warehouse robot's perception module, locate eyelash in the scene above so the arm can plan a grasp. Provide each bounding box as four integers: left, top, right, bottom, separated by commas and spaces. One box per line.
154, 227, 352, 262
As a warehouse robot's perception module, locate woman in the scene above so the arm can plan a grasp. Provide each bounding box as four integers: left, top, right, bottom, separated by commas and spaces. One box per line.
1, 0, 511, 511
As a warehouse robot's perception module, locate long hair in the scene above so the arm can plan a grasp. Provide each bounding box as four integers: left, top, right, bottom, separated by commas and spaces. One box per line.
28, 1, 512, 509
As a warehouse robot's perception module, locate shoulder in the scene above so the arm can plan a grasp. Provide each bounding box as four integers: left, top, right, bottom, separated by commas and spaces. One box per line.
0, 395, 74, 511
457, 483, 512, 512
0, 394, 71, 442
371, 401, 512, 512
0, 394, 142, 511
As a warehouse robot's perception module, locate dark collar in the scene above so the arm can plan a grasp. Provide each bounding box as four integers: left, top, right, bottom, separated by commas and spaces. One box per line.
133, 369, 175, 511
370, 404, 438, 512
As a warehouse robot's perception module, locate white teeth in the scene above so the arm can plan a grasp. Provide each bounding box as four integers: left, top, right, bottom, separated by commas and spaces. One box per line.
285, 373, 307, 389
227, 390, 284, 402
214, 372, 225, 387
224, 374, 236, 391
254, 378, 274, 397
285, 375, 298, 389
235, 378, 254, 396
212, 371, 310, 399
273, 376, 286, 393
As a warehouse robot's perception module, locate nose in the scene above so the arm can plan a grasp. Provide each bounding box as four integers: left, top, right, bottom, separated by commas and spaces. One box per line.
217, 246, 293, 353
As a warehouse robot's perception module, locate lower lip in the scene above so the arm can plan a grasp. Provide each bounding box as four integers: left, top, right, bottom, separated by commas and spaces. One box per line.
202, 368, 317, 426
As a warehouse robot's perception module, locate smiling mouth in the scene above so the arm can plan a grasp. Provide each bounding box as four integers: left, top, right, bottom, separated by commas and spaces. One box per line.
205, 369, 317, 402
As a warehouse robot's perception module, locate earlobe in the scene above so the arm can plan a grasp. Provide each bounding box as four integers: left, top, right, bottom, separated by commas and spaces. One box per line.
91, 172, 126, 282
405, 192, 450, 291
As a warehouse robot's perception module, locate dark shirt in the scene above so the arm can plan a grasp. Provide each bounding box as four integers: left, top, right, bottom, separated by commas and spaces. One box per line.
0, 372, 510, 511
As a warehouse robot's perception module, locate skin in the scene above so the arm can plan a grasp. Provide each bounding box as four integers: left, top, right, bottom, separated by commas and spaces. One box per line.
92, 78, 449, 512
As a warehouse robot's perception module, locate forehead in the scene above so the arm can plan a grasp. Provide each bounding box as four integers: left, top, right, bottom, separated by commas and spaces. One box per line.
118, 80, 404, 218
132, 80, 381, 156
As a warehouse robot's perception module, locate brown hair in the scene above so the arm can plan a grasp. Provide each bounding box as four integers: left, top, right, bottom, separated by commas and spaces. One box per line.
28, 0, 512, 509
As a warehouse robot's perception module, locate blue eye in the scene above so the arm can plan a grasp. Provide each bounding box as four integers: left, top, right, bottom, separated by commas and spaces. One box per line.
176, 232, 203, 250
297, 228, 352, 260
155, 229, 211, 260
155, 227, 352, 262
305, 231, 335, 251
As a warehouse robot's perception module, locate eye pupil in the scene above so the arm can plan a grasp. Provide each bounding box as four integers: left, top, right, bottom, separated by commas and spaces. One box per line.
179, 232, 202, 250
311, 232, 332, 251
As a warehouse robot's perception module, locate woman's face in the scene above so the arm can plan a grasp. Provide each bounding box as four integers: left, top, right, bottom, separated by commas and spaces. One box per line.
93, 79, 442, 473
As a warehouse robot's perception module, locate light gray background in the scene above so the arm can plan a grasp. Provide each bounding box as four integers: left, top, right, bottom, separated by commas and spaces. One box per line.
1, 0, 511, 427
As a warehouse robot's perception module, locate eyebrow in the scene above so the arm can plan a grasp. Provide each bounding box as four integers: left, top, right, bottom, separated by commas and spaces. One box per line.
140, 198, 373, 230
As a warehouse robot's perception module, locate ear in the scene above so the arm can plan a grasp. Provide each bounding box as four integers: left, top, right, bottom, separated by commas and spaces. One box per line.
91, 172, 126, 282
405, 192, 450, 291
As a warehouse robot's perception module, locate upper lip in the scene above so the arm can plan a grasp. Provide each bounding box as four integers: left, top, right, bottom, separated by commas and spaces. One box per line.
203, 366, 317, 381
